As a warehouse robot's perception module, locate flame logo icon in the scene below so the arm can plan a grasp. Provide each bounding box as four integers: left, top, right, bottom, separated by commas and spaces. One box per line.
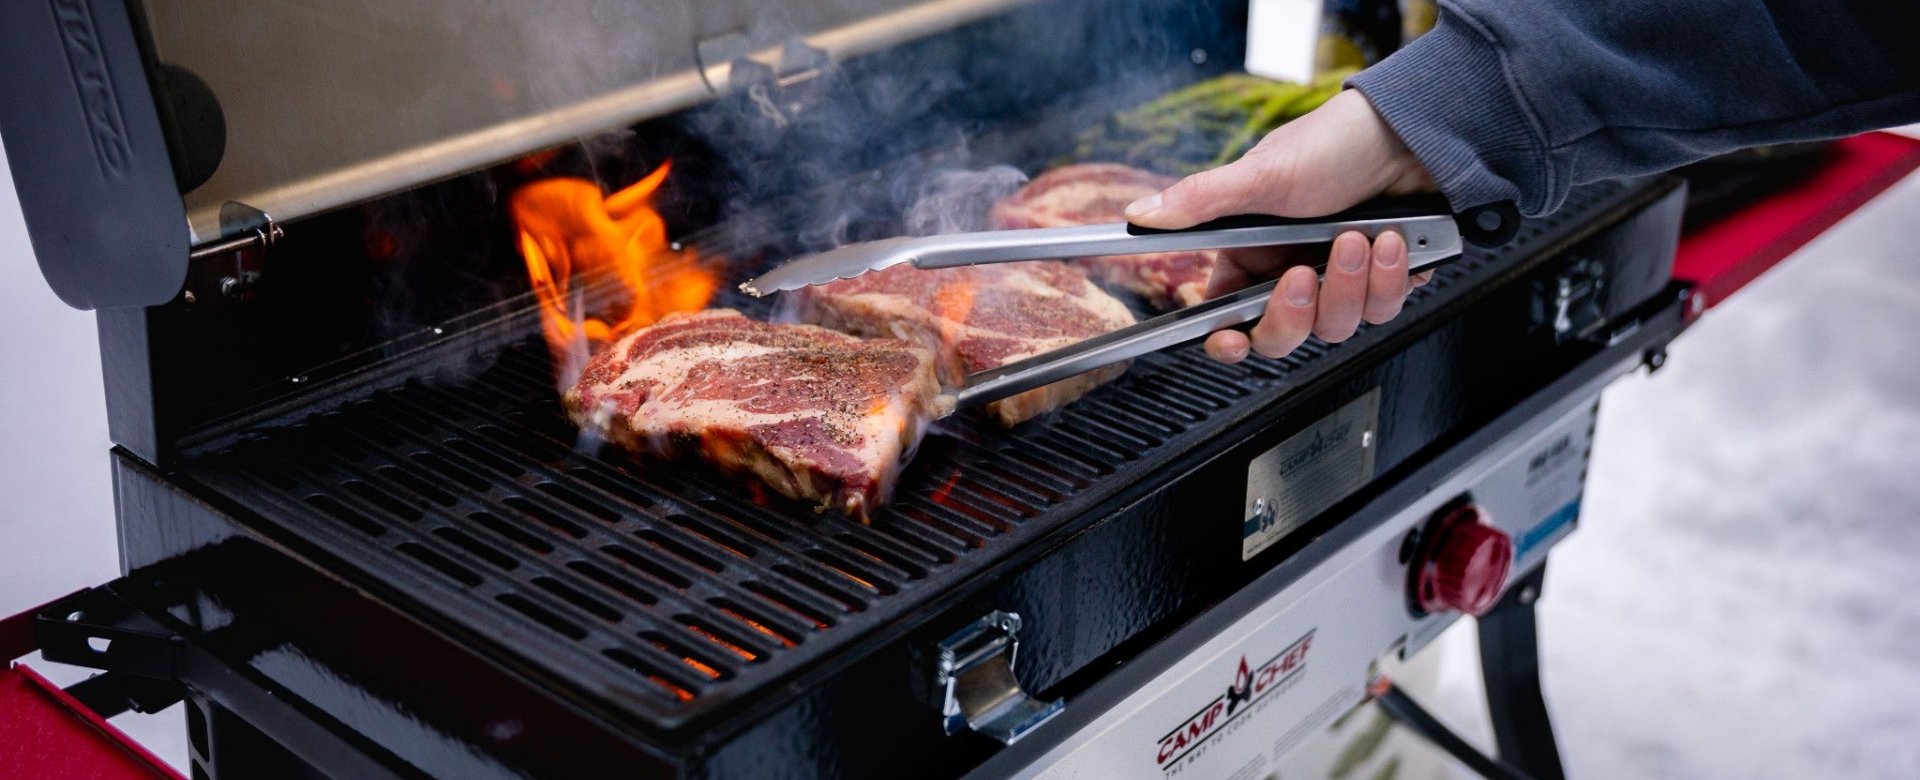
1224, 656, 1253, 715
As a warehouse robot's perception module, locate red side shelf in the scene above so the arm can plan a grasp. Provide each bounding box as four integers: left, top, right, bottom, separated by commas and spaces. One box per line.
1675, 131, 1920, 314
0, 664, 182, 779
2, 596, 181, 780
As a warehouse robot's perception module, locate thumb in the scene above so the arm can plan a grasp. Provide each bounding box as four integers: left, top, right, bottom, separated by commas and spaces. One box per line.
1124, 153, 1300, 229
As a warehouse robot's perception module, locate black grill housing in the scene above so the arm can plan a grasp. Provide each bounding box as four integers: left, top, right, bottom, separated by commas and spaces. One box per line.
167, 181, 1653, 737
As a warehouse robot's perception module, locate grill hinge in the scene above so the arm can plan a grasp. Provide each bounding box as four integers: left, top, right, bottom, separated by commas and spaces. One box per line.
920, 611, 1063, 745
188, 202, 282, 262
183, 201, 280, 305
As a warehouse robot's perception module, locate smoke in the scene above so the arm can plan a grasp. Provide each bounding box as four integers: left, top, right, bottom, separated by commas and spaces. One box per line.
665, 0, 1227, 262
900, 166, 1028, 236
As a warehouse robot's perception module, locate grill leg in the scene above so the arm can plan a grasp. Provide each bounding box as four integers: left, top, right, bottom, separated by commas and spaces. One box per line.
1477, 563, 1567, 780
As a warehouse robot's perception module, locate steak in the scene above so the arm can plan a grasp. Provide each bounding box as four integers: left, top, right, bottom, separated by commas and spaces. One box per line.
565, 310, 939, 522
989, 163, 1218, 309
800, 261, 1135, 426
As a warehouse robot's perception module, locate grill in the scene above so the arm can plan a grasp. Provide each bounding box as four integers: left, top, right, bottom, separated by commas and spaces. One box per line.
3, 1, 1696, 777
167, 180, 1607, 734
183, 283, 1392, 725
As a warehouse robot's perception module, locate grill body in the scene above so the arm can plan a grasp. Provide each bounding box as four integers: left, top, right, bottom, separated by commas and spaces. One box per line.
2, 1, 1693, 775
107, 179, 1686, 778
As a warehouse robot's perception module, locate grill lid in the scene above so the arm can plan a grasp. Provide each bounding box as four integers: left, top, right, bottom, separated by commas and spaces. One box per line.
1, 0, 1032, 309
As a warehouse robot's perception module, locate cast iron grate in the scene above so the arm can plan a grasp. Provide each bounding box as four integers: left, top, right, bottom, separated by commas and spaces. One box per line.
181, 183, 1628, 730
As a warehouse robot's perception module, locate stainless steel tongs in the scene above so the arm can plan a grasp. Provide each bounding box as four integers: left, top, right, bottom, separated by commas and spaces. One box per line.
742, 195, 1519, 415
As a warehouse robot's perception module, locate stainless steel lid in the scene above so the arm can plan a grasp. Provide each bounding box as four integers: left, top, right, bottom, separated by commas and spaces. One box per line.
149, 0, 1031, 246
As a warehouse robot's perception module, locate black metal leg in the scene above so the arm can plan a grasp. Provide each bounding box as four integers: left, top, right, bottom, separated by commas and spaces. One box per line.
1477, 563, 1567, 780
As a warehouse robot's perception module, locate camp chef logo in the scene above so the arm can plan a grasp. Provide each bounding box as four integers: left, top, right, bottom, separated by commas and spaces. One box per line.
1525, 433, 1575, 487
1153, 629, 1315, 772
50, 0, 135, 177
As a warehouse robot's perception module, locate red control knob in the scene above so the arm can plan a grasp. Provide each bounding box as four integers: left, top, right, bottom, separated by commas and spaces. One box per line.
1413, 504, 1514, 616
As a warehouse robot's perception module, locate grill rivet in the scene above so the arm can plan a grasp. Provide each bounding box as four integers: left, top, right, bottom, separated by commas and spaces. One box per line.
486, 720, 524, 741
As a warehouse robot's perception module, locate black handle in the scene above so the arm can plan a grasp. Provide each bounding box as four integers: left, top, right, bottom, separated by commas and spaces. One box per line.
1127, 195, 1520, 248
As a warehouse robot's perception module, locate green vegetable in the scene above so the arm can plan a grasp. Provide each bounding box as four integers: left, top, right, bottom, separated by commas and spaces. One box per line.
1066, 70, 1354, 175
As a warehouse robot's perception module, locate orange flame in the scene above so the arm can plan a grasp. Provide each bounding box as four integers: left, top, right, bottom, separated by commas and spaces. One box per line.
511, 162, 716, 370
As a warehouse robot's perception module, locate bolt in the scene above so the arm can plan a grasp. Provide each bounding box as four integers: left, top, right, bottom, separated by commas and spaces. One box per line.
1250, 497, 1275, 527
1518, 585, 1539, 605
1644, 347, 1668, 373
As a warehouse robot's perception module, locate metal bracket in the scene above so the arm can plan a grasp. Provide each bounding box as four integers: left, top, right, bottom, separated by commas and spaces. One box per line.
696, 33, 832, 130
36, 588, 188, 684
926, 611, 1063, 745
33, 585, 415, 780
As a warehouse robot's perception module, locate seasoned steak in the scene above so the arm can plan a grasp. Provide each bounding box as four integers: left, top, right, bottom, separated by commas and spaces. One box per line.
800, 261, 1135, 426
565, 310, 939, 522
989, 163, 1218, 309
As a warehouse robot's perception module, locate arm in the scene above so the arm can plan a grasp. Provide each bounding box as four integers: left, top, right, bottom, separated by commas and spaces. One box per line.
1130, 0, 1920, 361
1351, 0, 1920, 216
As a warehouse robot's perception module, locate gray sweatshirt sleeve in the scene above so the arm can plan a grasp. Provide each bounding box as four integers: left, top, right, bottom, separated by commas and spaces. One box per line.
1346, 0, 1920, 215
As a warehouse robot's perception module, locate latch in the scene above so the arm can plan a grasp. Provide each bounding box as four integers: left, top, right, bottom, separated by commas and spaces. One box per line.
921, 611, 1063, 745
1534, 256, 1607, 343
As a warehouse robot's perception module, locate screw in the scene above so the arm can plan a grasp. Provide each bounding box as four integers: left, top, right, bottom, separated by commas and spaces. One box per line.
1518, 585, 1539, 605
1644, 347, 1668, 373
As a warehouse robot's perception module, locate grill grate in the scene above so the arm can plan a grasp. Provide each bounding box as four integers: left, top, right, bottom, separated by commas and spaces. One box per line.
181, 183, 1624, 729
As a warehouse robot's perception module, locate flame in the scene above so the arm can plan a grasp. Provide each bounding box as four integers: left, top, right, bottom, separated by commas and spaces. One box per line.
511, 162, 716, 374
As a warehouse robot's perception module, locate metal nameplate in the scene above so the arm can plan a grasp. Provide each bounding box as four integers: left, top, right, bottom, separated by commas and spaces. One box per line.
1243, 389, 1380, 561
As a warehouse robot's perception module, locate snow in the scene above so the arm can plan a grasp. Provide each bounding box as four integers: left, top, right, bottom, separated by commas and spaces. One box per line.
1432, 173, 1920, 779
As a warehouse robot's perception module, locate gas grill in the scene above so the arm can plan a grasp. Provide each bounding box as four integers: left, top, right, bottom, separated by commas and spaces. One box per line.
4, 1, 1695, 778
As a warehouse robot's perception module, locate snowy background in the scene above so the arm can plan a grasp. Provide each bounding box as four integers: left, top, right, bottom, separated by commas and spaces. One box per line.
3, 128, 1919, 776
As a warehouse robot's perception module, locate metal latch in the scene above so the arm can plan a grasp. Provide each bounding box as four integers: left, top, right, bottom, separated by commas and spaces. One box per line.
924, 611, 1063, 745
1535, 256, 1606, 343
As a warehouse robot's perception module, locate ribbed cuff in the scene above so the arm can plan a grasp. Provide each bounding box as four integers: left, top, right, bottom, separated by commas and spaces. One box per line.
1348, 9, 1555, 215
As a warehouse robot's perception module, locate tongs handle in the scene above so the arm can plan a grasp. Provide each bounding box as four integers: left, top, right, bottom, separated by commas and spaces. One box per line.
1127, 195, 1520, 249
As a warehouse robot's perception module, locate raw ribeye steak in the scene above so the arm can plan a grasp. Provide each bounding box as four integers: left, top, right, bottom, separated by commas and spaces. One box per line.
989, 162, 1218, 309
565, 310, 939, 521
800, 261, 1134, 426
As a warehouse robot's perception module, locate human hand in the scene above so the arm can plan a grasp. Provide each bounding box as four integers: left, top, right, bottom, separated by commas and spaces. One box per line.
1124, 89, 1438, 362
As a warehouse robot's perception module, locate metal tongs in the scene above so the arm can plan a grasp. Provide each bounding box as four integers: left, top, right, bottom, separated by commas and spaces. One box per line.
743, 195, 1519, 415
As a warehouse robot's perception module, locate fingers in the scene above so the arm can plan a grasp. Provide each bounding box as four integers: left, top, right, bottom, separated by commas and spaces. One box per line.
1203, 231, 1420, 364
1362, 231, 1411, 325
1205, 330, 1250, 363
1247, 266, 1319, 358
1124, 149, 1298, 230
1203, 248, 1257, 300
1313, 232, 1371, 343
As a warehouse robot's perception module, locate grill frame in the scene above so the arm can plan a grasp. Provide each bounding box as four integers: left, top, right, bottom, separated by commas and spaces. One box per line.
152, 179, 1678, 743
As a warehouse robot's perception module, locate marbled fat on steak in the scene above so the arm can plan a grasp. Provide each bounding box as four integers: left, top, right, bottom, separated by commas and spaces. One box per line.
989, 163, 1218, 310
565, 310, 939, 522
800, 261, 1135, 426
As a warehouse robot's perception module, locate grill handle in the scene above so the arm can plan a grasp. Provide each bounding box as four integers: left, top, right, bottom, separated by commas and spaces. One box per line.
1127, 196, 1521, 249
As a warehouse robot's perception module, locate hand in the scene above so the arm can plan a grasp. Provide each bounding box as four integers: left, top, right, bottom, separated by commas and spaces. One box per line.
1125, 89, 1438, 363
